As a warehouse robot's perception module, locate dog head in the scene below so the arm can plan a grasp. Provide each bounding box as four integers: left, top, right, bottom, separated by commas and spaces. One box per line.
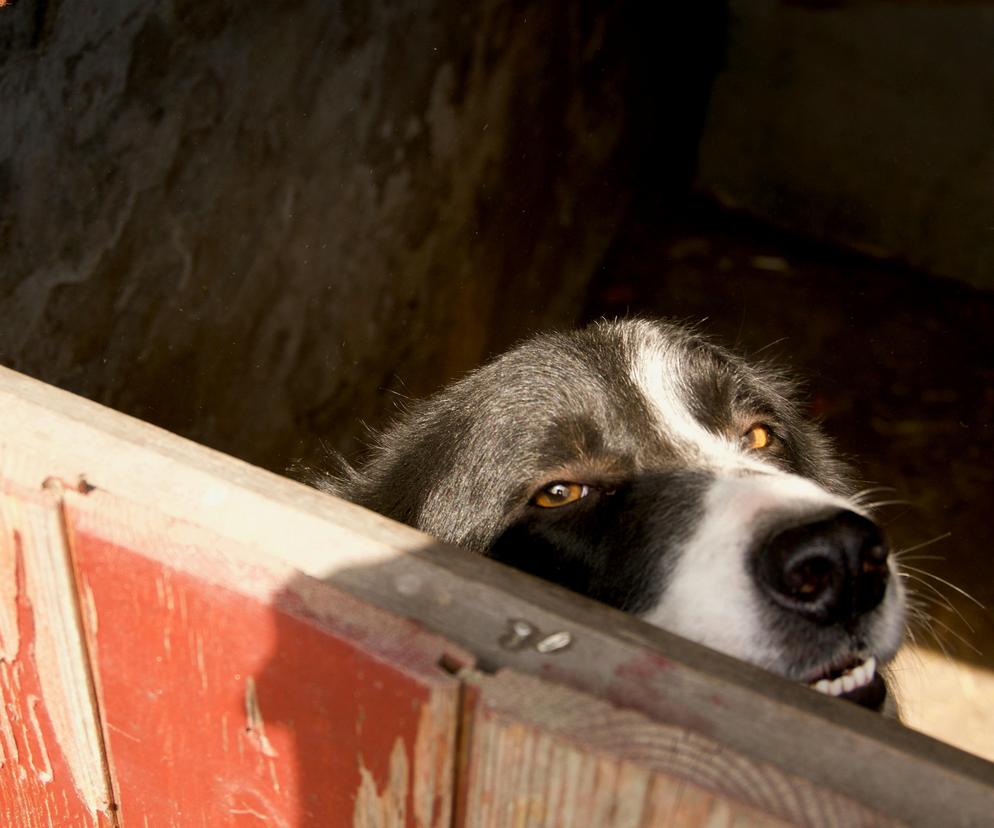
330, 319, 906, 711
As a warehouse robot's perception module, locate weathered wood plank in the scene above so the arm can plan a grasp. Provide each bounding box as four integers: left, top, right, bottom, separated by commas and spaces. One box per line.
457, 669, 885, 828
0, 479, 116, 827
324, 530, 994, 826
62, 487, 468, 827
1, 366, 994, 825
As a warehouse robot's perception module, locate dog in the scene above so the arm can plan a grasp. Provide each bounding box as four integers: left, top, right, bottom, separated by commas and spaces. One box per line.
320, 318, 906, 712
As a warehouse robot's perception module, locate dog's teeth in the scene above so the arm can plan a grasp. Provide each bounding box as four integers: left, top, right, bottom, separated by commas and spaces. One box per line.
809, 655, 879, 697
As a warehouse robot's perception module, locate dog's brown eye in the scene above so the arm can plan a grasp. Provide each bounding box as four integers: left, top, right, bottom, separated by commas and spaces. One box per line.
532, 482, 589, 508
743, 423, 773, 450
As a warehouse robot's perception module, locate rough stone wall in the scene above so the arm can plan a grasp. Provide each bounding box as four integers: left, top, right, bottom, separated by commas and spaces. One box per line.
697, 1, 994, 291
0, 0, 681, 471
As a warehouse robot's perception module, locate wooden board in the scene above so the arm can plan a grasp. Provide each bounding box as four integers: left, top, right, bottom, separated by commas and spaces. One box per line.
321, 532, 994, 827
457, 669, 888, 828
63, 487, 468, 827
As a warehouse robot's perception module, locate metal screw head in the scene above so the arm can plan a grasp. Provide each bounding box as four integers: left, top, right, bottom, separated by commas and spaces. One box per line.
535, 631, 572, 654
498, 619, 536, 651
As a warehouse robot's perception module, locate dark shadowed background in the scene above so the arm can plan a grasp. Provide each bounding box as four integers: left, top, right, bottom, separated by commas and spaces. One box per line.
2, 0, 992, 757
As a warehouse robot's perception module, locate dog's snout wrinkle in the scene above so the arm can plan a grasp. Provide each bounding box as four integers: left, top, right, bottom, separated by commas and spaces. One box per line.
754, 510, 890, 626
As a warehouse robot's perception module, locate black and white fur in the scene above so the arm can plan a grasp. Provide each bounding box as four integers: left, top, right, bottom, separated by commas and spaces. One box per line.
322, 319, 906, 710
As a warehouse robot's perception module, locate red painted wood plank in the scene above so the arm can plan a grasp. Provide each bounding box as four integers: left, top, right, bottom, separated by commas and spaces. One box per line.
64, 490, 468, 827
0, 484, 116, 828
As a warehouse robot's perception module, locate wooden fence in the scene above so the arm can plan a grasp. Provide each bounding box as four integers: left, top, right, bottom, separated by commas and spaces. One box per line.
0, 365, 992, 827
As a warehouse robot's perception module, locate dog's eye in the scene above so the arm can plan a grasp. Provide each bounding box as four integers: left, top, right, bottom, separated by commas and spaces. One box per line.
743, 423, 773, 450
532, 482, 590, 508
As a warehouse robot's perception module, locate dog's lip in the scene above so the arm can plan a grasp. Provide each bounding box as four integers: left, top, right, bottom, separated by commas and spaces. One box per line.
801, 653, 887, 710
799, 651, 872, 685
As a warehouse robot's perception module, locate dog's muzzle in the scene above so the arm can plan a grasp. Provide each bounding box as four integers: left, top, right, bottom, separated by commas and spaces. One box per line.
752, 509, 893, 709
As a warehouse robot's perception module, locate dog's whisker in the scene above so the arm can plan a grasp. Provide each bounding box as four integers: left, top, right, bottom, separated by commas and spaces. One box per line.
901, 576, 958, 611
907, 613, 958, 662
906, 592, 960, 662
905, 596, 980, 657
860, 499, 912, 511
901, 579, 975, 633
751, 336, 791, 357
850, 486, 897, 507
892, 533, 952, 558
898, 564, 985, 609
889, 633, 929, 675
382, 387, 413, 401
904, 597, 936, 622
852, 485, 896, 497
904, 591, 961, 620
894, 554, 946, 563
877, 511, 913, 528
921, 614, 983, 657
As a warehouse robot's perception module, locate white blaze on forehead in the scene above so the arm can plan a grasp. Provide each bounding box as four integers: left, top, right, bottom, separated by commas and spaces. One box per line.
624, 325, 907, 675
628, 333, 771, 473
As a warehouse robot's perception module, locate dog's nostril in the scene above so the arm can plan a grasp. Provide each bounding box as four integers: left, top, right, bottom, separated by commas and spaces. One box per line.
754, 510, 890, 625
864, 543, 889, 569
862, 548, 887, 574
784, 554, 836, 598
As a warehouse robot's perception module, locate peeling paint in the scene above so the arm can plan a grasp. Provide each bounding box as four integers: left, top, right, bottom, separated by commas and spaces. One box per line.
229, 805, 270, 821
107, 721, 141, 744
221, 711, 230, 754
244, 676, 278, 758
220, 782, 291, 828
26, 695, 54, 783
0, 663, 21, 765
353, 737, 409, 828
12, 492, 114, 814
413, 693, 456, 828
160, 573, 175, 659
79, 578, 98, 636
0, 518, 21, 662
194, 631, 207, 692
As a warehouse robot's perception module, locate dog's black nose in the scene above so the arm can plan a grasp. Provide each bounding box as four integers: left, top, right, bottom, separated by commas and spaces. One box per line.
754, 510, 890, 625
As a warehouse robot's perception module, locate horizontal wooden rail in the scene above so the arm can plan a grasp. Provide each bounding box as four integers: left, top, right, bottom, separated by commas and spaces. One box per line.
0, 364, 992, 826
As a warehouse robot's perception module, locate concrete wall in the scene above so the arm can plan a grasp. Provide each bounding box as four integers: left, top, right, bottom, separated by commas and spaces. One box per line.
1, 1, 719, 471
698, 0, 994, 290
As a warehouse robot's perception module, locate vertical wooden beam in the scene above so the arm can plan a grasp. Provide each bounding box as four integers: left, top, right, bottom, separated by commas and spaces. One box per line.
0, 479, 117, 826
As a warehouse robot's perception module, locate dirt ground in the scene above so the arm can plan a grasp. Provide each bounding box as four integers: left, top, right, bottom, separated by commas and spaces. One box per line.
583, 198, 994, 760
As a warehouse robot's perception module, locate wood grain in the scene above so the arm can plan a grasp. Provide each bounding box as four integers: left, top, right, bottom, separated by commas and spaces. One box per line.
0, 479, 116, 827
458, 669, 887, 827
